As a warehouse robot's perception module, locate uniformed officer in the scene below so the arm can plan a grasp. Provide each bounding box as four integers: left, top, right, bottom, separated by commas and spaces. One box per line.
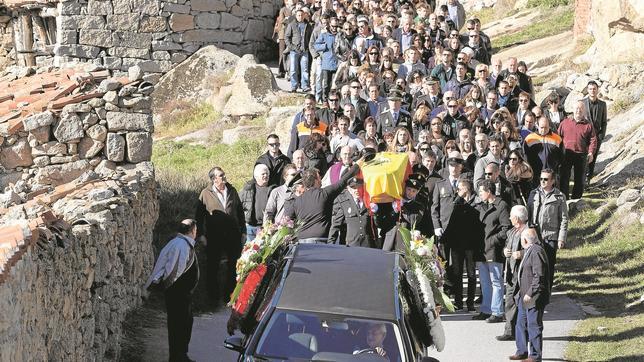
328, 177, 376, 248
377, 89, 413, 136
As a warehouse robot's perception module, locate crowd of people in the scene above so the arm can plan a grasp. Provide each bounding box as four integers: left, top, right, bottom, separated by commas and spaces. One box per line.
149, 1, 609, 361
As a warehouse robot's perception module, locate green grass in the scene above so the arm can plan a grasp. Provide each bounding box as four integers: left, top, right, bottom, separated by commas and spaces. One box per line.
526, 0, 570, 8
557, 205, 644, 361
152, 138, 264, 312
155, 103, 221, 139
493, 6, 574, 49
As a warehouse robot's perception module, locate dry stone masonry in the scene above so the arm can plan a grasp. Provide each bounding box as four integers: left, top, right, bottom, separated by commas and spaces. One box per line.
0, 66, 159, 360
1, 0, 280, 73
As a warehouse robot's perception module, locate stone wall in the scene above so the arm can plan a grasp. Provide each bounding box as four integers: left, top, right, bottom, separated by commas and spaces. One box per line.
573, 0, 591, 37
53, 0, 279, 74
0, 6, 14, 69
0, 69, 159, 360
0, 162, 158, 361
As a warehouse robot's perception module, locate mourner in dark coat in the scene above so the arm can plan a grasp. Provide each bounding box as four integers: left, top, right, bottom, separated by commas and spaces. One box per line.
445, 178, 483, 311
255, 134, 291, 187
328, 178, 377, 248
195, 167, 245, 303
473, 180, 511, 322
382, 175, 427, 252
510, 228, 550, 362
497, 205, 529, 341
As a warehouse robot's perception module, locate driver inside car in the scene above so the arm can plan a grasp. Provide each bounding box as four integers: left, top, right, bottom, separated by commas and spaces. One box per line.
353, 323, 389, 359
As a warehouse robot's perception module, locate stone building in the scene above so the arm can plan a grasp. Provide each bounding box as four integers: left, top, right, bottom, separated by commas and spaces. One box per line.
0, 0, 279, 72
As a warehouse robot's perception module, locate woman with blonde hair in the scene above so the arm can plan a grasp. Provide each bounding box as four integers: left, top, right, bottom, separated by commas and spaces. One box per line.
504, 149, 534, 205
463, 105, 481, 126
412, 100, 432, 139
464, 84, 485, 109
389, 127, 415, 153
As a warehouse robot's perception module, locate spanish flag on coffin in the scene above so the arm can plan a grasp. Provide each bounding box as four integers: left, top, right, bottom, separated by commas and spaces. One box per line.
359, 152, 412, 204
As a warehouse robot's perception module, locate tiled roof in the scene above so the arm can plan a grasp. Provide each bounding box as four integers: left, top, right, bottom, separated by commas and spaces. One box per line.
0, 68, 112, 136
0, 179, 111, 284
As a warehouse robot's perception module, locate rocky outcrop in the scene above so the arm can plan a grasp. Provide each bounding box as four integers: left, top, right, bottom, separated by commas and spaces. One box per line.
221, 54, 278, 117
0, 162, 158, 361
576, 0, 644, 65
151, 46, 239, 116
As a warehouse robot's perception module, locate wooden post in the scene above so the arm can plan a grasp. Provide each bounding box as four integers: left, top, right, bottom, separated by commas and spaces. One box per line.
13, 12, 36, 67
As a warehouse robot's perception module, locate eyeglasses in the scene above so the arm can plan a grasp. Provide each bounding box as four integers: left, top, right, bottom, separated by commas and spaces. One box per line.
447, 104, 458, 108
457, 57, 464, 61
509, 157, 519, 161
214, 173, 226, 179
449, 34, 458, 38
540, 177, 550, 181
420, 147, 430, 151
467, 27, 474, 31
485, 172, 494, 176
328, 98, 339, 102
268, 142, 280, 147
369, 52, 379, 55
446, 146, 456, 150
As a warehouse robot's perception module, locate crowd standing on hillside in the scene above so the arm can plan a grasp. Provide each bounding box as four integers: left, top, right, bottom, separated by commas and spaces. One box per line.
149, 1, 609, 361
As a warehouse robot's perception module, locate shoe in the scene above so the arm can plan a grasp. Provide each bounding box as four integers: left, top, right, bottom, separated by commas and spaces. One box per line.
486, 315, 504, 323
301, 88, 311, 93
290, 89, 297, 93
471, 312, 491, 320
467, 304, 476, 312
508, 354, 527, 360
496, 334, 515, 341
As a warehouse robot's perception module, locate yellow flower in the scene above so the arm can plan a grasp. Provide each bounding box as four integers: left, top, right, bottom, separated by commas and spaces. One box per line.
412, 237, 424, 249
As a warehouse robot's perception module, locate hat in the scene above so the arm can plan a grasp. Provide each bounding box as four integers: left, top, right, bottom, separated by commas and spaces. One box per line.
405, 173, 426, 189
361, 147, 377, 162
387, 89, 403, 101
447, 151, 465, 165
348, 177, 364, 188
461, 47, 474, 57
286, 172, 302, 188
423, 76, 438, 85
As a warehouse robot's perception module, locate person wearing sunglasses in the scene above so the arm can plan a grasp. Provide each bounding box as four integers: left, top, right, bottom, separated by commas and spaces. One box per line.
255, 134, 292, 187
314, 16, 341, 102
505, 150, 534, 206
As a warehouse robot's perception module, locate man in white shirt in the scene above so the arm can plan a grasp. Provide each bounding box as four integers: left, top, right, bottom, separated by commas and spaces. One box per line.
146, 219, 199, 362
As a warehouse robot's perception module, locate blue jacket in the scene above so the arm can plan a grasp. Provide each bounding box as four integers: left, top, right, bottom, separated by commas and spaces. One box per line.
314, 31, 338, 71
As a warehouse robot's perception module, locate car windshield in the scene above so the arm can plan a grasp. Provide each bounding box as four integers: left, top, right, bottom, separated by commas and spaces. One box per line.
254, 310, 405, 361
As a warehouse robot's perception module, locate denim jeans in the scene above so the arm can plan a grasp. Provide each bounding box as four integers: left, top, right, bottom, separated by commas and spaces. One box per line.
289, 51, 310, 91
246, 224, 260, 242
515, 296, 544, 360
477, 261, 505, 316
314, 57, 322, 101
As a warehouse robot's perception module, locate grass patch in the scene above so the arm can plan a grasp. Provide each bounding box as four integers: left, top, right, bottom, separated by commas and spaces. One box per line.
274, 92, 305, 107
557, 201, 644, 361
573, 34, 595, 56
526, 0, 569, 8
151, 138, 264, 312
469, 7, 496, 25
493, 6, 574, 49
155, 102, 221, 139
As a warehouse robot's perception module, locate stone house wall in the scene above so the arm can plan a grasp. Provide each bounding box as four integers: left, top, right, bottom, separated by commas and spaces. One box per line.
0, 164, 158, 361
0, 6, 14, 69
0, 70, 159, 360
52, 0, 279, 73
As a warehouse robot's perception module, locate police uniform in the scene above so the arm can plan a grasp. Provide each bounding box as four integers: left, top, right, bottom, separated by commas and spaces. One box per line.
328, 178, 376, 248
376, 89, 413, 136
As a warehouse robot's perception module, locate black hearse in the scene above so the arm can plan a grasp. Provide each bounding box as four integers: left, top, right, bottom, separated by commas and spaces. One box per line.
224, 243, 443, 361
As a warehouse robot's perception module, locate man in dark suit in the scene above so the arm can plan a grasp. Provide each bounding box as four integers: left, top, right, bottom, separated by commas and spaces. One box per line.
583, 81, 608, 183
328, 177, 376, 247
509, 228, 550, 362
431, 153, 465, 266
392, 17, 417, 53
412, 77, 443, 111
377, 89, 412, 136
446, 177, 483, 311
195, 167, 245, 304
